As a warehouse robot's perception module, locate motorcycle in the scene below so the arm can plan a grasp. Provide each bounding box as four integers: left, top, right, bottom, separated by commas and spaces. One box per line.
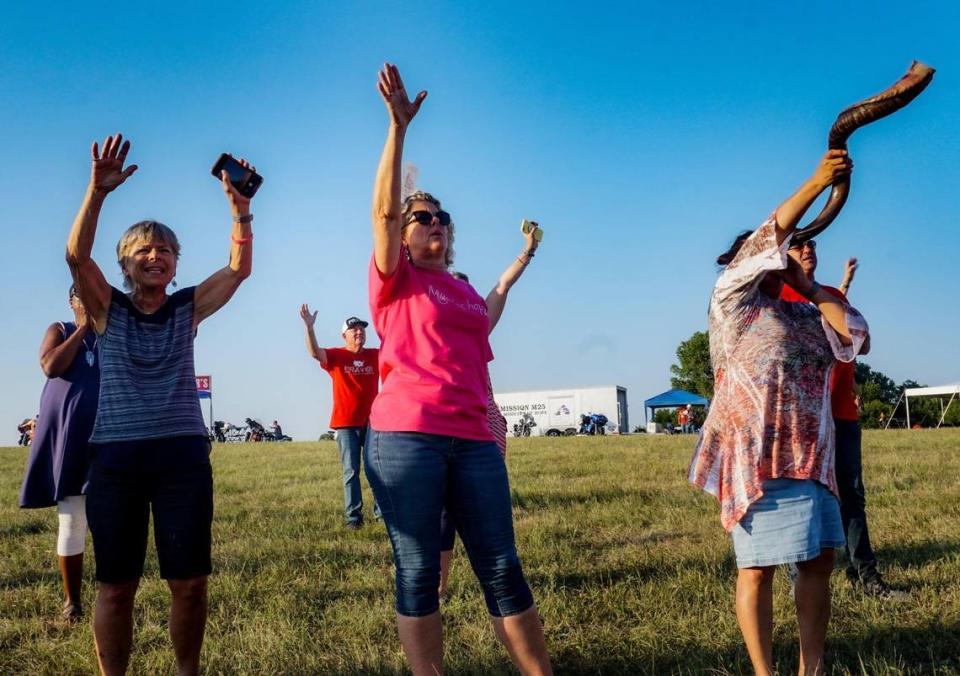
214, 421, 249, 443
578, 413, 609, 436
245, 418, 292, 442
513, 413, 537, 437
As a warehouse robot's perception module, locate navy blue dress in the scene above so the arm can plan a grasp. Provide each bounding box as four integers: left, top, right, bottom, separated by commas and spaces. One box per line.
19, 322, 100, 508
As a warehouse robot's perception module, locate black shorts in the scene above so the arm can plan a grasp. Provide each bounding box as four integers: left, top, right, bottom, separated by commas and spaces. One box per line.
86, 436, 213, 583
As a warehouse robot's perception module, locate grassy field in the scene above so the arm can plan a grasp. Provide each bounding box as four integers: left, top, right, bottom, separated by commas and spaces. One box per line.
1, 430, 959, 675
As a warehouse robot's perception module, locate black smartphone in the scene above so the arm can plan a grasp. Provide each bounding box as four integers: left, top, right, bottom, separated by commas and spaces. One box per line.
211, 153, 263, 198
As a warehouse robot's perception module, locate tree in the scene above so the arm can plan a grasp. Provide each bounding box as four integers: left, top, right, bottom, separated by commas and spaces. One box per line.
860, 400, 891, 429
670, 331, 714, 399
653, 409, 677, 427
854, 362, 899, 406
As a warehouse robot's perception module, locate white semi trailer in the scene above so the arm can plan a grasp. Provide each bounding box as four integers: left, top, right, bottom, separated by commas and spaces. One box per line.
493, 386, 629, 437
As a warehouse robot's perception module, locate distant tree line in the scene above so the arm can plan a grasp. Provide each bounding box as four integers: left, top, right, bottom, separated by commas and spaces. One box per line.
669, 331, 959, 429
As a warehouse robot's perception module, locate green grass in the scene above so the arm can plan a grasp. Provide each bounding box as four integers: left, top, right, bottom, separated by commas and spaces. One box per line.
2, 430, 959, 674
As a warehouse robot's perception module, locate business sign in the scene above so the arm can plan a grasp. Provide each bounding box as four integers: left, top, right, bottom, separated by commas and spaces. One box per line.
196, 375, 212, 399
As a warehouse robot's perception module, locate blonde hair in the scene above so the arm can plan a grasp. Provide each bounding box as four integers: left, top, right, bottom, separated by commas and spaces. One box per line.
401, 191, 455, 268
116, 220, 181, 290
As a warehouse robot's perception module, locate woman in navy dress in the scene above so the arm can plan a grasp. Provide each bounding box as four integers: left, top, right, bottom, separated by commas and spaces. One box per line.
19, 286, 100, 622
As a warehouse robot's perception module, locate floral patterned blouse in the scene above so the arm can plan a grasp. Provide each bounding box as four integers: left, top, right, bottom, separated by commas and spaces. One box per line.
688, 216, 869, 531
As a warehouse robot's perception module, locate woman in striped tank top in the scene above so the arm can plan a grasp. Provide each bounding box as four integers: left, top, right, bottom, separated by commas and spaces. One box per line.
440, 223, 542, 598
65, 134, 256, 675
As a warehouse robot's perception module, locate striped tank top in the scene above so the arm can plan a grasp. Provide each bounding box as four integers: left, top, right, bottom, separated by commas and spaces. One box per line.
486, 370, 507, 456
89, 287, 207, 443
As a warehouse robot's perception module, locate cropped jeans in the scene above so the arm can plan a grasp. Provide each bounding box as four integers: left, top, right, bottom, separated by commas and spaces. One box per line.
365, 429, 534, 618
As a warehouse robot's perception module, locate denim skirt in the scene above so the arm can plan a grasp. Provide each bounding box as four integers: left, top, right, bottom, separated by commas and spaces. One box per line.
731, 478, 844, 568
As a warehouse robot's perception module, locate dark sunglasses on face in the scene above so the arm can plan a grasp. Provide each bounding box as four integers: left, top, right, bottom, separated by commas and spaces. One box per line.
789, 239, 817, 250
407, 210, 452, 227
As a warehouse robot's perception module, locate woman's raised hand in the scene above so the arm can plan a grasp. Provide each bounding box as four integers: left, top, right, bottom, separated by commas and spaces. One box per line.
377, 63, 427, 129
90, 134, 138, 194
299, 304, 318, 327
220, 156, 255, 216
523, 221, 541, 254
811, 149, 853, 191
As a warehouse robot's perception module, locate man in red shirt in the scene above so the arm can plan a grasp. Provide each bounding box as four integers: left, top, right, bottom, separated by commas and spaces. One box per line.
782, 240, 897, 598
300, 307, 380, 529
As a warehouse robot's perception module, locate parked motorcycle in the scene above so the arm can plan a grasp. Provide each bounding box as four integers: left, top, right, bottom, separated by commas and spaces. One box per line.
245, 418, 292, 442
214, 421, 249, 443
578, 413, 609, 435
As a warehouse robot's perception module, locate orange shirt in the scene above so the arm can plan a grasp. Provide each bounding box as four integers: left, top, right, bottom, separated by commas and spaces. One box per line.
322, 347, 379, 428
781, 284, 859, 421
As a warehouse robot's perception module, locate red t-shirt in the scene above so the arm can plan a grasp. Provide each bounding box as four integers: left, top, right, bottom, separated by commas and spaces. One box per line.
322, 347, 379, 428
781, 284, 859, 421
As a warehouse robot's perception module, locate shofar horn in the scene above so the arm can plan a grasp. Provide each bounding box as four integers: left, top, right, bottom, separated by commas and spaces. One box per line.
793, 61, 935, 242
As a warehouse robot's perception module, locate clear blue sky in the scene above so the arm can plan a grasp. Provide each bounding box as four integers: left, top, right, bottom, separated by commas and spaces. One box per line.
2, 1, 957, 441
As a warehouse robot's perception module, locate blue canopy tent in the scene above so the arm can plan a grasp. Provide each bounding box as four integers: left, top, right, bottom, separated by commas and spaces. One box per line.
643, 389, 709, 424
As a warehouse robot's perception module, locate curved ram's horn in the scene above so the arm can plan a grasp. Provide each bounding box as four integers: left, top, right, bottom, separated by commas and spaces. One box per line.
794, 61, 935, 242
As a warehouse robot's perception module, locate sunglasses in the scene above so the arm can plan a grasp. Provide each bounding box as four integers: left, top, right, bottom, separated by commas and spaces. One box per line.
789, 239, 817, 250
406, 210, 452, 227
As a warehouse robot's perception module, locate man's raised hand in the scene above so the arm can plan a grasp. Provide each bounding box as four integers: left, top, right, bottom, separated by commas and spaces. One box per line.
300, 304, 318, 327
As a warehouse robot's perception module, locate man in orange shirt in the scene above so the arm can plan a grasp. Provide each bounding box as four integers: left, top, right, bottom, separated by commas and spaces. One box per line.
300, 307, 380, 529
676, 406, 690, 434
782, 240, 898, 598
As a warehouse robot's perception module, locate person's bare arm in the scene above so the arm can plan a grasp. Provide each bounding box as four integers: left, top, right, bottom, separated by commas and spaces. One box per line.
773, 150, 853, 245
299, 304, 328, 366
66, 134, 138, 334
193, 156, 255, 329
486, 222, 541, 334
838, 257, 858, 296
836, 257, 869, 353
372, 63, 427, 278
39, 323, 87, 378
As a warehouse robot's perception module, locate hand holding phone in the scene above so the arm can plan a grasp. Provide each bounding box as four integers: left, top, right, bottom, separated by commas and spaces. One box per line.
211, 153, 263, 198
520, 219, 544, 242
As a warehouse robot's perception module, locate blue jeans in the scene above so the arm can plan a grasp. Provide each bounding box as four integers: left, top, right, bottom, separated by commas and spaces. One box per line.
835, 419, 878, 580
335, 427, 379, 524
365, 429, 534, 618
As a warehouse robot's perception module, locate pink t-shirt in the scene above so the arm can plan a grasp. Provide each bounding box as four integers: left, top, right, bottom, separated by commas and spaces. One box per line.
368, 251, 495, 441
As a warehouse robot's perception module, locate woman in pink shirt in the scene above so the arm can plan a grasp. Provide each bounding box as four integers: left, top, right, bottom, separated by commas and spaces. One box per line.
366, 63, 552, 676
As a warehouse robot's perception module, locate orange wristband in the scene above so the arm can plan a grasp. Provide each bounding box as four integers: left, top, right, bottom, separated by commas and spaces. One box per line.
231, 234, 253, 245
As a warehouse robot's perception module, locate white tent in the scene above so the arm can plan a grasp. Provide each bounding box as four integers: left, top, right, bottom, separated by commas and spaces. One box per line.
887, 383, 960, 429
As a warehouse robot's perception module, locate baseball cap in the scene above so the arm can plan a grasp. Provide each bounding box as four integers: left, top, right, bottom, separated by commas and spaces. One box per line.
341, 316, 369, 333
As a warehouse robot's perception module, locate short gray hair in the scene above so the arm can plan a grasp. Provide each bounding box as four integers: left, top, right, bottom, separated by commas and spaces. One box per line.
116, 220, 181, 290
401, 191, 455, 268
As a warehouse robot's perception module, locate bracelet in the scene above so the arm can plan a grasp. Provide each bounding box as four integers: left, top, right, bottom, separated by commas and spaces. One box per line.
231, 234, 254, 245
234, 213, 254, 224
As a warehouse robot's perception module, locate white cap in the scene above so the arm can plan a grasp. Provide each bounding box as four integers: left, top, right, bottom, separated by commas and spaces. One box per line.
341, 316, 369, 333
